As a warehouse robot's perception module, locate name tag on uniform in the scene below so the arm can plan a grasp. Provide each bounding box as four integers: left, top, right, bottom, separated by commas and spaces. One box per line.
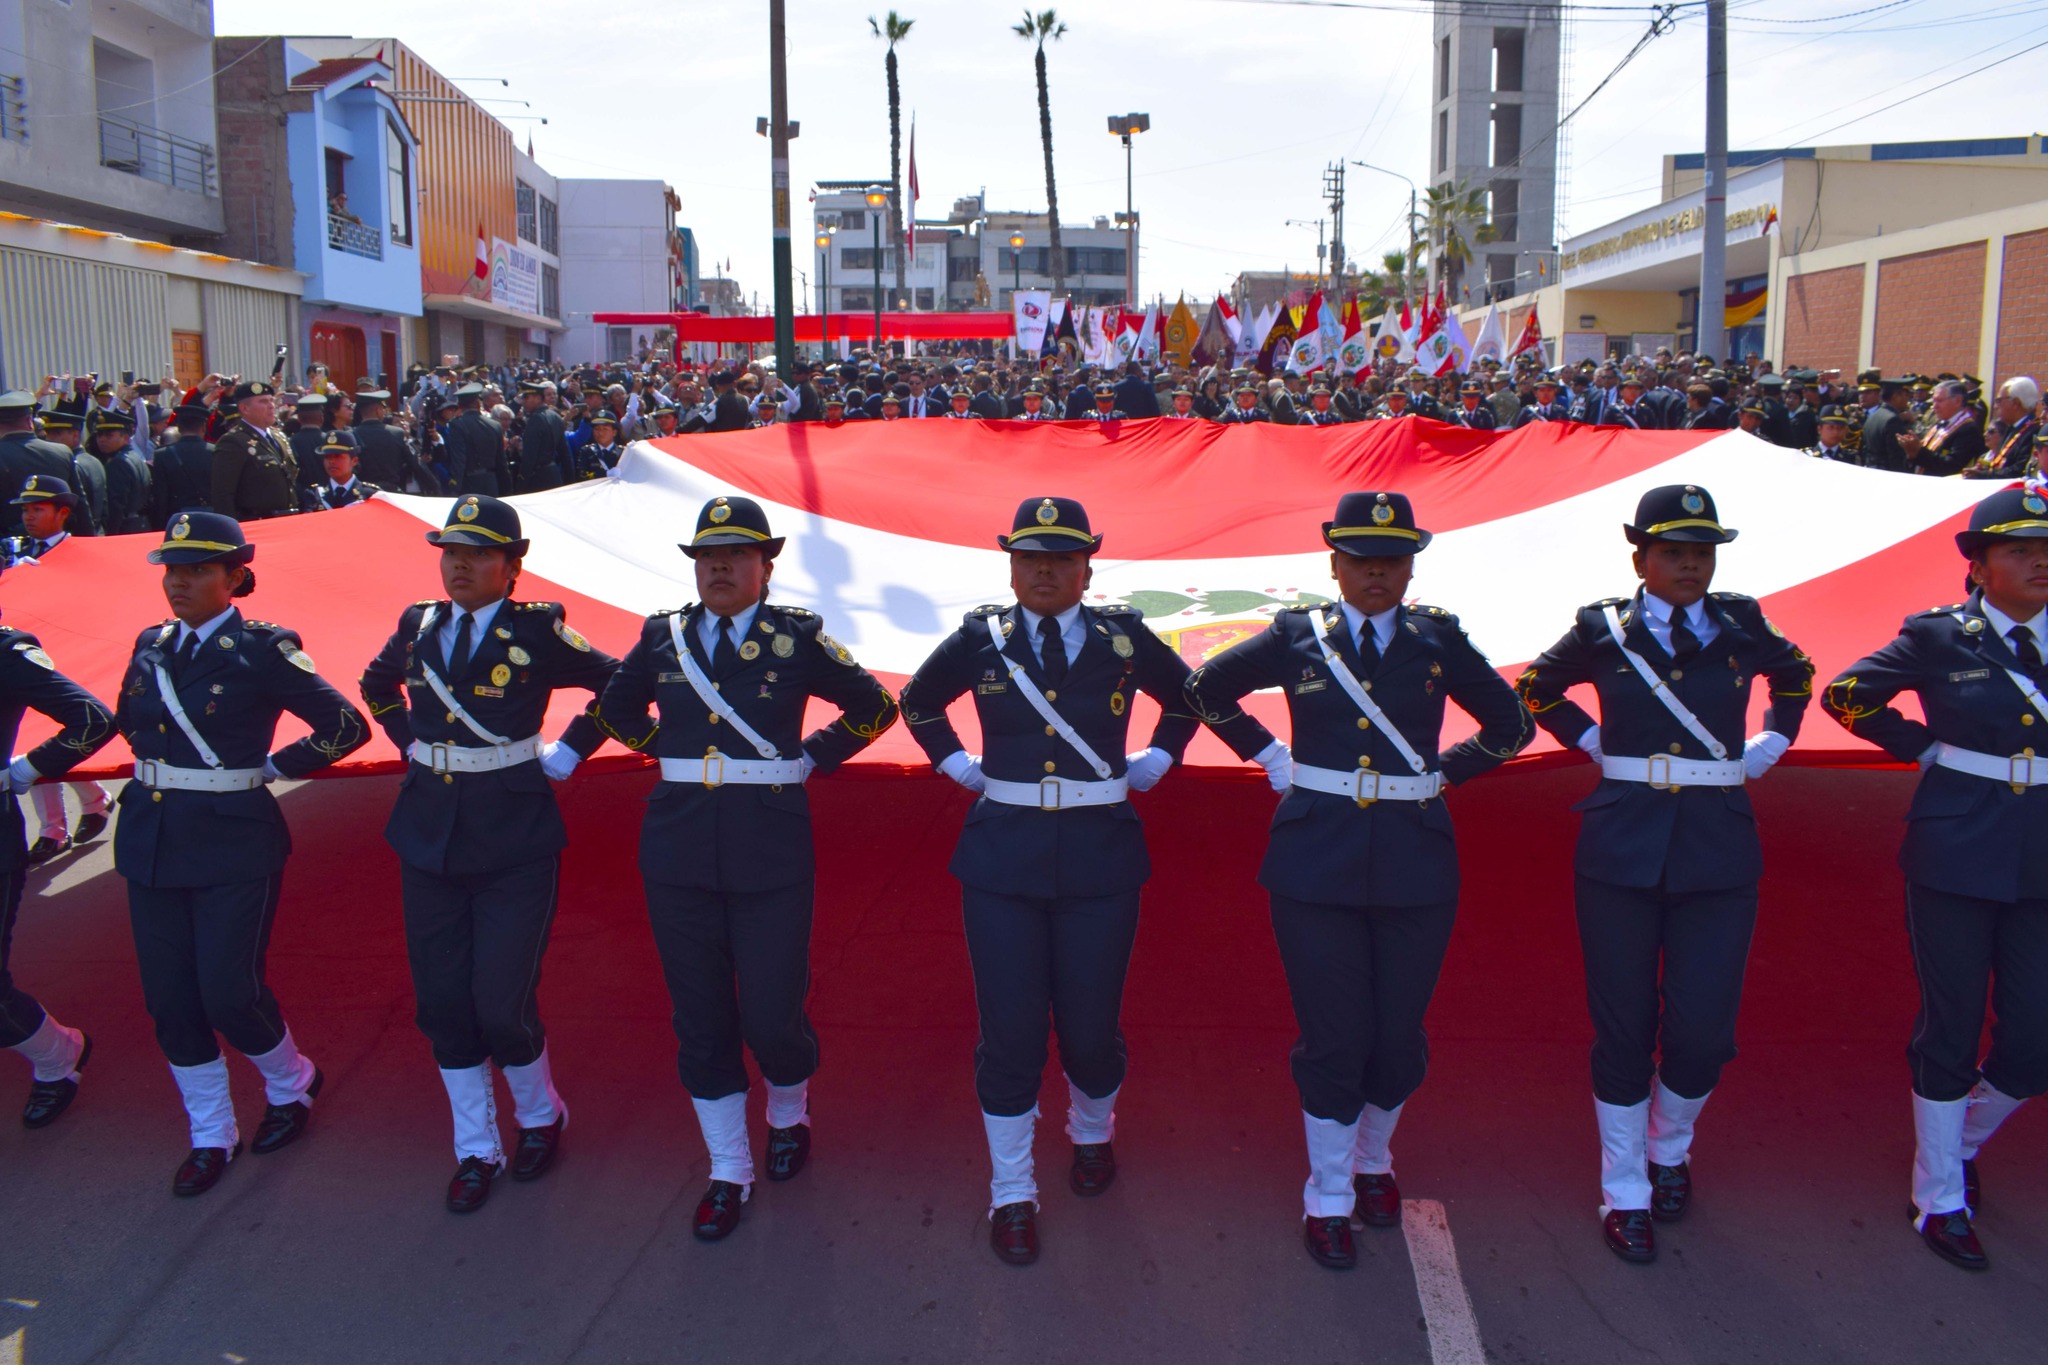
1293, 679, 1328, 695
976, 681, 1008, 695
472, 685, 504, 698
658, 671, 690, 684
1949, 669, 1990, 682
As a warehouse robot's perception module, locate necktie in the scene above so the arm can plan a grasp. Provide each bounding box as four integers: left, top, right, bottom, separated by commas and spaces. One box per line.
449, 612, 474, 677
714, 617, 739, 674
29, 539, 47, 558
1669, 612, 1701, 666
2011, 626, 2044, 675
1356, 622, 1382, 673
1037, 616, 1068, 689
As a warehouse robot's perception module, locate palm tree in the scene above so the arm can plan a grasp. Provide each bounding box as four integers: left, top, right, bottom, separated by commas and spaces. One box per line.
1013, 9, 1068, 296
1413, 181, 1496, 304
869, 12, 915, 310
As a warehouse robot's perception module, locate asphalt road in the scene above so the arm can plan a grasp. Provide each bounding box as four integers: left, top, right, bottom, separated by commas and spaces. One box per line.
1, 766, 2041, 1364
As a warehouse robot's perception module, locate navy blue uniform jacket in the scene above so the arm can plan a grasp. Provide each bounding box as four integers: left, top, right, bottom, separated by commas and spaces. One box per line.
1186, 604, 1531, 906
0, 627, 115, 869
114, 611, 369, 887
1516, 590, 1814, 892
360, 598, 617, 877
899, 603, 1274, 897
593, 601, 898, 892
1824, 590, 2048, 902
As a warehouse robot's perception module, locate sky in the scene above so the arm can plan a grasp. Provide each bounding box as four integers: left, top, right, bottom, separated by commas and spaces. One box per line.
217, 0, 2048, 307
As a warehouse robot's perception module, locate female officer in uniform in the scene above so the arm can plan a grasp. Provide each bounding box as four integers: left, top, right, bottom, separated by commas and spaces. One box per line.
898, 496, 1278, 1266
359, 494, 618, 1214
593, 496, 897, 1243
1184, 492, 1530, 1269
1, 572, 114, 1128
115, 511, 368, 1195
1822, 483, 2048, 1272
1516, 485, 1814, 1265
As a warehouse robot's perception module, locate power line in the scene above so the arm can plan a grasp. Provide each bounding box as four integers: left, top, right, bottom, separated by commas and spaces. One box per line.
1779, 35, 2048, 144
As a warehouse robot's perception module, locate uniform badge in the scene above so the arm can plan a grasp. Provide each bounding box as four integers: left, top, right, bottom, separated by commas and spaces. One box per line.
758, 620, 775, 633
1965, 618, 1985, 634
772, 634, 795, 658
218, 634, 236, 650
765, 671, 779, 682
457, 498, 480, 522
739, 640, 761, 661
473, 685, 504, 697
1035, 498, 1059, 526
1682, 488, 1705, 514
1110, 692, 1126, 716
1111, 635, 1134, 658
1371, 496, 1395, 526
1429, 661, 1443, 676
818, 633, 856, 666
210, 684, 225, 694
171, 516, 191, 541
2026, 493, 2048, 515
491, 663, 512, 686
278, 642, 317, 673
709, 499, 732, 523
15, 643, 53, 670
555, 618, 591, 651
494, 627, 513, 640
507, 646, 531, 666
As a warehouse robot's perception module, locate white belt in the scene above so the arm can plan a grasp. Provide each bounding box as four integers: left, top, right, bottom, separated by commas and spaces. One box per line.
1932, 743, 2048, 787
1290, 763, 1444, 803
982, 775, 1130, 809
1600, 755, 1745, 788
132, 759, 267, 792
659, 756, 808, 787
411, 735, 543, 774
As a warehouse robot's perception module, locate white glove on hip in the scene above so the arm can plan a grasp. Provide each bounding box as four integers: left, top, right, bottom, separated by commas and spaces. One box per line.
938, 751, 986, 793
1577, 725, 1604, 764
1742, 731, 1789, 780
1253, 739, 1293, 792
539, 739, 581, 782
1125, 747, 1172, 792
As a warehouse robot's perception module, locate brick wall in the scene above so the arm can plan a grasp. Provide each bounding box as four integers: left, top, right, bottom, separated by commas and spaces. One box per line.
1996, 227, 2048, 385
1873, 241, 1985, 376
212, 38, 295, 269
1782, 265, 1862, 373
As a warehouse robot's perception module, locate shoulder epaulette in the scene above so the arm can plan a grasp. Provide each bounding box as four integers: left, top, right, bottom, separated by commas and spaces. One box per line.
516, 601, 559, 613
773, 604, 818, 621
414, 598, 437, 609
1408, 603, 1453, 619
967, 603, 1007, 619
242, 619, 278, 630
1589, 597, 1629, 609
0, 625, 16, 637
1708, 591, 1757, 604
651, 605, 687, 620
1094, 603, 1141, 618
1915, 602, 1968, 618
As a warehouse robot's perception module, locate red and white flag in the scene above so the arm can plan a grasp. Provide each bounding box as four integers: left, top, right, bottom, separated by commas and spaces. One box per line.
1335, 297, 1369, 375
905, 120, 919, 280
474, 226, 490, 281
1509, 305, 1545, 361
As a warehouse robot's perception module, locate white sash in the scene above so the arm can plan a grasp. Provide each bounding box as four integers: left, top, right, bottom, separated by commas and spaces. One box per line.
1971, 613, 2048, 722
1601, 603, 1729, 760
670, 613, 781, 760
416, 606, 513, 747
1305, 608, 1428, 776
985, 613, 1113, 780
153, 660, 225, 769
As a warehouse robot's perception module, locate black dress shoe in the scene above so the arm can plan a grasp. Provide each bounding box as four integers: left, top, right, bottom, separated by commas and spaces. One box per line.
693, 1180, 748, 1241
1963, 1158, 1981, 1213
251, 1068, 323, 1155
1304, 1215, 1357, 1269
446, 1155, 502, 1213
173, 1141, 242, 1198
989, 1201, 1039, 1265
22, 1032, 89, 1129
1649, 1160, 1691, 1222
72, 812, 109, 844
764, 1123, 810, 1181
24, 835, 67, 866
511, 1114, 564, 1182
1353, 1172, 1401, 1228
1920, 1209, 1989, 1270
1603, 1208, 1656, 1263
1070, 1142, 1116, 1196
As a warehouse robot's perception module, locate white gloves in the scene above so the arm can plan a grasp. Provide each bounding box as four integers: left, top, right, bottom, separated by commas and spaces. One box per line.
1577, 725, 1604, 763
799, 753, 818, 778
1125, 747, 1172, 792
6, 755, 35, 795
539, 739, 581, 782
938, 751, 986, 792
1917, 741, 1942, 771
1742, 731, 1790, 780
261, 757, 282, 784
1253, 739, 1293, 792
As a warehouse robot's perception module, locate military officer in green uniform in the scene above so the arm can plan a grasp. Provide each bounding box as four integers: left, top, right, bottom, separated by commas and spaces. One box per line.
210, 381, 299, 521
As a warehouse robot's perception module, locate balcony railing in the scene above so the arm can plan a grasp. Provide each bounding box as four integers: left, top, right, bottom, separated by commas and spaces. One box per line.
98, 114, 216, 197
0, 75, 25, 144
327, 213, 383, 259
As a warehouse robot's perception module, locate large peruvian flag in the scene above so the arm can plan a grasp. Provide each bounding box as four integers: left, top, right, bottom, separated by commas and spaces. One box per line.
5, 422, 1989, 778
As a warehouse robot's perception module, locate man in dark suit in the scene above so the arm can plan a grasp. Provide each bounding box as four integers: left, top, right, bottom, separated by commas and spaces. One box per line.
592, 496, 898, 1242
1113, 363, 1159, 418
516, 383, 568, 490
151, 405, 217, 523
288, 394, 328, 501
444, 385, 510, 496
707, 372, 754, 433
969, 373, 1007, 421
1859, 378, 1914, 472
1517, 486, 1814, 1266
351, 385, 432, 495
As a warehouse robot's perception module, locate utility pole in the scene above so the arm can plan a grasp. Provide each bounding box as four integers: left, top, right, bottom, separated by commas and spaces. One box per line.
1697, 0, 1728, 361
767, 0, 796, 377
1323, 162, 1346, 289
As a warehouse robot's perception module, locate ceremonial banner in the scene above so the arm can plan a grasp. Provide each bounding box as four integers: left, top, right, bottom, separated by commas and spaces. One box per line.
1285, 292, 1326, 375
1012, 291, 1052, 355
1164, 296, 1198, 367
10, 422, 1991, 780
1469, 303, 1506, 365
1335, 298, 1369, 376
1509, 304, 1545, 361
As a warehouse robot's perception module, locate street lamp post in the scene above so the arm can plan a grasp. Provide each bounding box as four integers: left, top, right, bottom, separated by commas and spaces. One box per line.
1008, 232, 1025, 300
1350, 160, 1420, 301
1107, 113, 1150, 309
865, 189, 888, 357
816, 227, 835, 362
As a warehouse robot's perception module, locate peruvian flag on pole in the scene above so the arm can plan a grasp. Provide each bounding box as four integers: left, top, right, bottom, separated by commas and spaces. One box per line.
1509, 304, 1546, 361
905, 120, 919, 282
1286, 292, 1327, 374
1335, 297, 1370, 376
474, 225, 489, 282
1412, 291, 1457, 376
